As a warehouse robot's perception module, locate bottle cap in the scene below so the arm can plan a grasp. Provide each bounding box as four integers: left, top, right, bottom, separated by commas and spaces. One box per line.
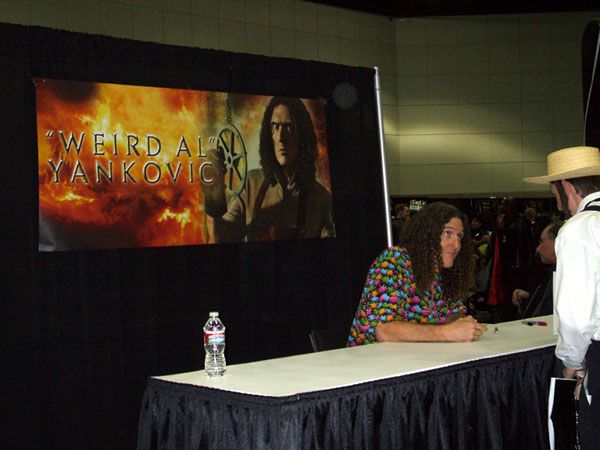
209, 311, 219, 317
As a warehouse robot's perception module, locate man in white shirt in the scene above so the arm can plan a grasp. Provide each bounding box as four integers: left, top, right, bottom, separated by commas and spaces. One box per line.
524, 145, 600, 449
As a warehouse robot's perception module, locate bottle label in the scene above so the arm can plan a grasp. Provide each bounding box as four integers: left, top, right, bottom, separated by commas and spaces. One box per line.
204, 331, 225, 345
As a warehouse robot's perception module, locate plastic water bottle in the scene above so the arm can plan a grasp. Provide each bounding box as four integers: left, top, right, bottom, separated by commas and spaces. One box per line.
203, 311, 226, 376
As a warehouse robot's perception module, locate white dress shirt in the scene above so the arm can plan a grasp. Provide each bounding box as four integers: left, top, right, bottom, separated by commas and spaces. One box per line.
554, 192, 600, 370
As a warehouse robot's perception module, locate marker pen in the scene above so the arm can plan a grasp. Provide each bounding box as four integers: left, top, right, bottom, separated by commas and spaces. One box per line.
521, 320, 547, 326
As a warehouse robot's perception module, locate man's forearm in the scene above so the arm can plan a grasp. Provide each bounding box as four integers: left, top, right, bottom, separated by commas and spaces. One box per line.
375, 320, 450, 342
375, 316, 486, 343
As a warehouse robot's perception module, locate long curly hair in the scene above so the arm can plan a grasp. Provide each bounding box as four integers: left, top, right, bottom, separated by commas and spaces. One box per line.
258, 97, 318, 184
399, 202, 474, 298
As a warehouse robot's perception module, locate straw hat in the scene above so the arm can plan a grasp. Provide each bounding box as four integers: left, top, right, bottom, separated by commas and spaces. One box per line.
523, 146, 600, 184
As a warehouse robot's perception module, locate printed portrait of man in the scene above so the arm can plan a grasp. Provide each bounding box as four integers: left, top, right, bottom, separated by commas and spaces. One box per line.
204, 96, 335, 243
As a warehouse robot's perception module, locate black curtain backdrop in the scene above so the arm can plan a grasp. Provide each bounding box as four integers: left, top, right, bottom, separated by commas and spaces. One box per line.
0, 24, 386, 449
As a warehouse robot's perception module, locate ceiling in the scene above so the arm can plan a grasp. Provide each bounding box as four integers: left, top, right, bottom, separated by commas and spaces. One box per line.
309, 0, 599, 18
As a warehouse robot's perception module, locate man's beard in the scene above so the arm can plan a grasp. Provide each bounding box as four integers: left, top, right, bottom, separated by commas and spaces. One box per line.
552, 181, 572, 219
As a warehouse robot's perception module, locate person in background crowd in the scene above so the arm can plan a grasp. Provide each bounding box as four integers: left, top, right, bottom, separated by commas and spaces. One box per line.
471, 213, 491, 255
470, 213, 492, 294
523, 206, 543, 265
524, 207, 535, 220
511, 221, 562, 318
486, 197, 531, 317
523, 145, 600, 449
391, 203, 410, 245
348, 202, 487, 345
497, 197, 531, 269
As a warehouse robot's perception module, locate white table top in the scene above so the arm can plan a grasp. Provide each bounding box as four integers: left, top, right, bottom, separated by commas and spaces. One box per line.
155, 315, 556, 397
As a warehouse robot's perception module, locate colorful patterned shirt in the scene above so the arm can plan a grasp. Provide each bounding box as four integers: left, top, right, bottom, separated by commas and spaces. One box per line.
348, 246, 466, 346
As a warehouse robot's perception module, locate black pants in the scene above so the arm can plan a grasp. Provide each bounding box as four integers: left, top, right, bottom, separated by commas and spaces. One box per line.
580, 340, 600, 449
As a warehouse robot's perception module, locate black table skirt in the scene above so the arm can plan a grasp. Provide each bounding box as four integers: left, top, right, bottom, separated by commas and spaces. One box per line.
138, 347, 554, 450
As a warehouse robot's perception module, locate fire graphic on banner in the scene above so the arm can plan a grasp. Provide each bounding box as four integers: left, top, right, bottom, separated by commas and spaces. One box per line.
35, 78, 332, 251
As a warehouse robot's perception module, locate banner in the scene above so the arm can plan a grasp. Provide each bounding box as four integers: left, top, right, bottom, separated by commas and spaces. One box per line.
35, 78, 335, 251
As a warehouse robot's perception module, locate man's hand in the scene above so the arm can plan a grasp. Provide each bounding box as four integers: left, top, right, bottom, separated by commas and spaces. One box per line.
512, 288, 529, 306
563, 367, 586, 399
563, 367, 585, 379
444, 316, 487, 342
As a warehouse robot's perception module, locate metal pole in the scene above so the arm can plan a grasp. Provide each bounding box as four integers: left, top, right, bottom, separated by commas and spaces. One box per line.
583, 20, 600, 144
373, 67, 393, 248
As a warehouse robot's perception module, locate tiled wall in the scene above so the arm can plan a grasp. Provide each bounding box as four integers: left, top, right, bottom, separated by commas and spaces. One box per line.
389, 12, 598, 196
1, 0, 598, 196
